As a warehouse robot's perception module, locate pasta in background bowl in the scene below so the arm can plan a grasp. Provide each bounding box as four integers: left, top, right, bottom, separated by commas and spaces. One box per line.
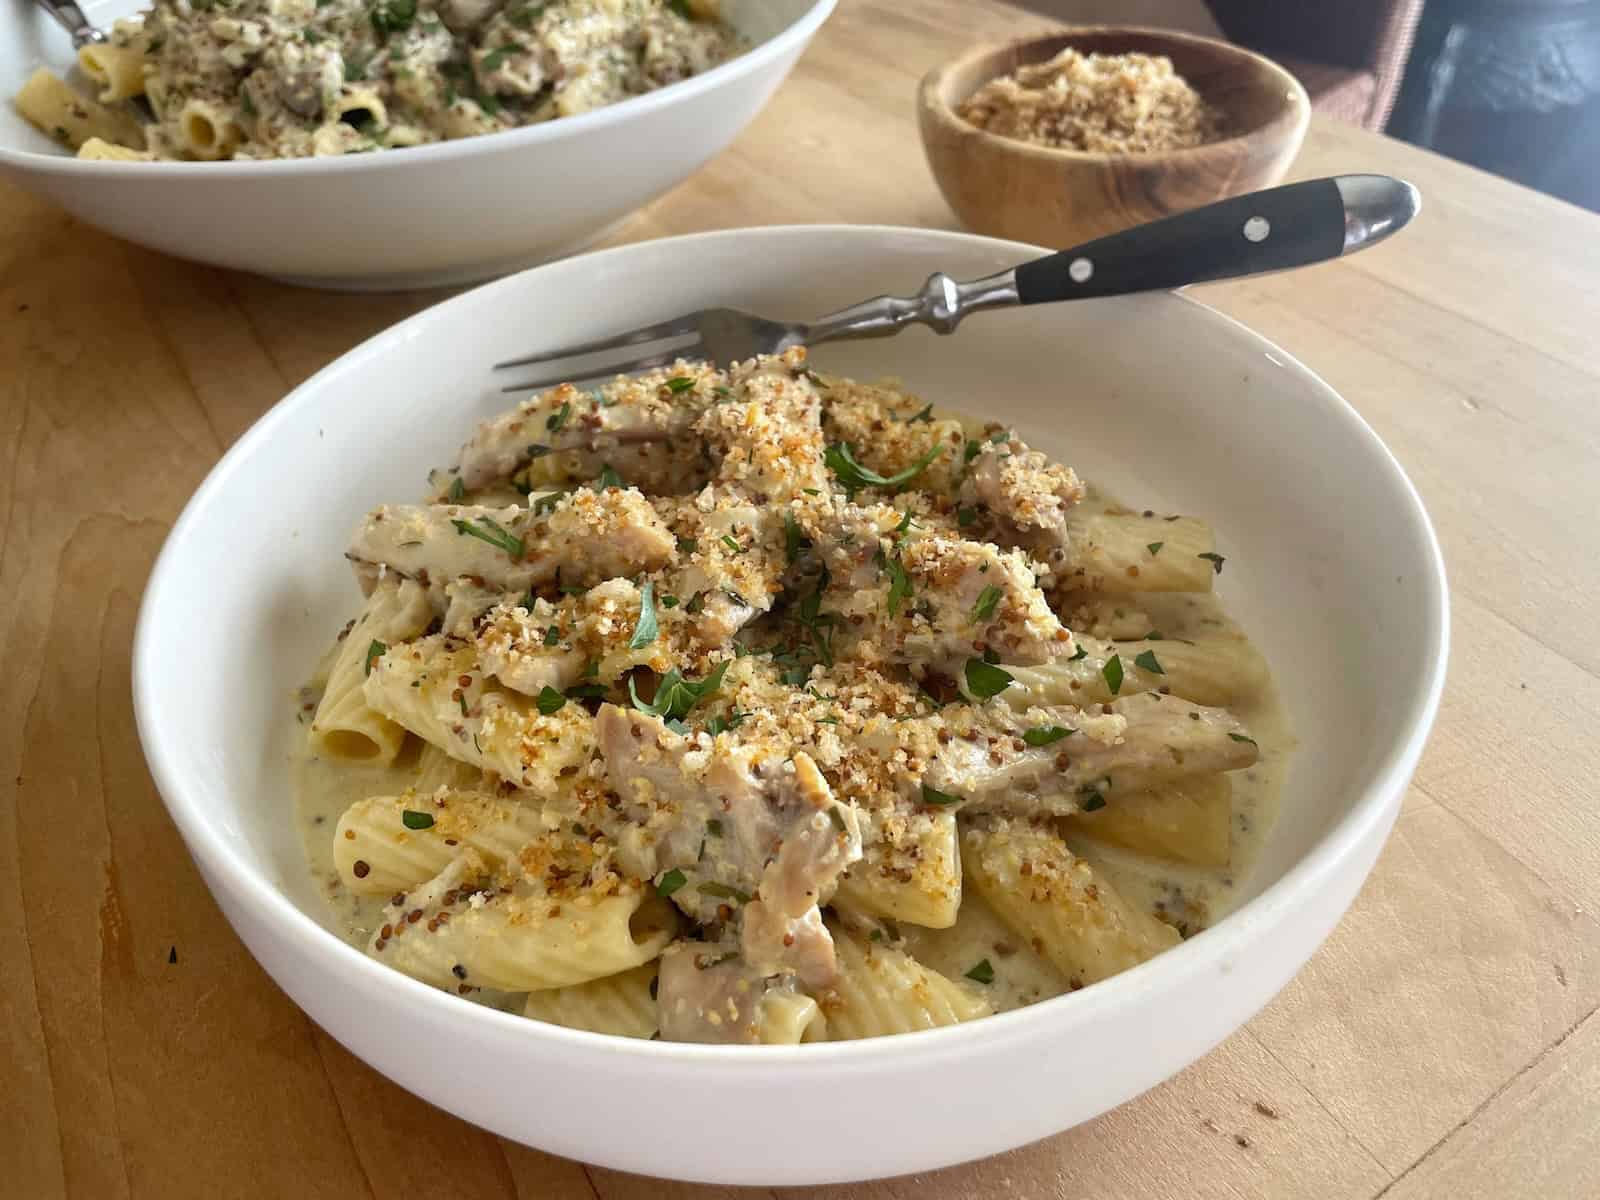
0, 0, 831, 287
134, 225, 1447, 1183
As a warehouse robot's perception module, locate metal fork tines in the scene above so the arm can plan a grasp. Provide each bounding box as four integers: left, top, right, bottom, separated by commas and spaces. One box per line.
492, 272, 1020, 393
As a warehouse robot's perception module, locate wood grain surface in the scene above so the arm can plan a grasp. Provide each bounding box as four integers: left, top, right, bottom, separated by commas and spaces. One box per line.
5, 1, 1599, 1196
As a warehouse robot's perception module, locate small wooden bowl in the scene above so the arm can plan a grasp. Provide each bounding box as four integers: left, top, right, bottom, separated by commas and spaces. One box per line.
918, 27, 1310, 248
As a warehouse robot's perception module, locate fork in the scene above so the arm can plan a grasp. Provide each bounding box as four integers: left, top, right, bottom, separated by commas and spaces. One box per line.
35, 0, 107, 45
496, 174, 1418, 392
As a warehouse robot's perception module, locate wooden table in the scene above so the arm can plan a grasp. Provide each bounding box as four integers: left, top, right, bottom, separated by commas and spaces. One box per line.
4, 2, 1598, 1196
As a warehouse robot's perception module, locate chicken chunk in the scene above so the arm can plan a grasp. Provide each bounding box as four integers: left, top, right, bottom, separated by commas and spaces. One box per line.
922, 693, 1258, 816
346, 486, 674, 599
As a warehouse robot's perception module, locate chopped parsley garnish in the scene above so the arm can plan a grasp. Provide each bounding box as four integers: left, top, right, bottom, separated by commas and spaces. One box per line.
1081, 790, 1107, 812
824, 441, 943, 497
663, 376, 696, 394
596, 464, 624, 491
965, 658, 1013, 699
447, 475, 465, 502
988, 429, 1011, 444
240, 87, 258, 115
698, 881, 750, 903
363, 640, 387, 676
684, 591, 705, 614
963, 439, 982, 464
401, 810, 434, 830
369, 0, 416, 36
479, 45, 513, 73
1023, 725, 1073, 747
706, 819, 723, 836
713, 385, 734, 401
530, 489, 566, 516
1102, 654, 1125, 695
905, 402, 934, 423
566, 684, 607, 700
526, 443, 552, 458
1229, 732, 1258, 746
1069, 643, 1089, 662
656, 868, 687, 897
880, 550, 913, 618
965, 959, 995, 985
536, 686, 566, 715
893, 510, 916, 536
628, 660, 730, 721
706, 710, 746, 736
451, 515, 524, 560
662, 595, 679, 609
628, 582, 658, 650
1198, 552, 1226, 575
720, 534, 742, 554
1134, 649, 1164, 675
507, 3, 545, 27
971, 584, 1002, 623
1147, 541, 1164, 556
869, 928, 884, 943
543, 625, 560, 647
677, 536, 698, 555
828, 806, 850, 834
920, 784, 962, 807
956, 505, 979, 528
545, 399, 571, 432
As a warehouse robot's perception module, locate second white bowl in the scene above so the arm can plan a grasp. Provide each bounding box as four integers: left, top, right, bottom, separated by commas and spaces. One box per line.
0, 0, 833, 289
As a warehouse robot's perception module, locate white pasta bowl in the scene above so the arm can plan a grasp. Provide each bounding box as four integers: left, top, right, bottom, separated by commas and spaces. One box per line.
133, 225, 1447, 1185
0, 0, 832, 289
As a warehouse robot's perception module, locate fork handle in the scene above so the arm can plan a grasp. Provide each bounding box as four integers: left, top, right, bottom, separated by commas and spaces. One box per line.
1014, 175, 1417, 304
802, 175, 1417, 349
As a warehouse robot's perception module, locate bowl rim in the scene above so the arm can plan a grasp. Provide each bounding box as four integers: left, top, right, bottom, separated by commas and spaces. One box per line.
918, 25, 1310, 166
0, 0, 836, 177
132, 222, 1448, 1069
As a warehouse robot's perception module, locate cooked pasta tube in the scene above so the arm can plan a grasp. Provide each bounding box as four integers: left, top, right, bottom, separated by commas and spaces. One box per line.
333, 790, 544, 895
309, 579, 432, 764
363, 633, 595, 792
77, 43, 149, 102
834, 810, 961, 929
963, 818, 1180, 987
995, 633, 1268, 708
371, 842, 676, 993
1066, 775, 1232, 867
523, 963, 660, 1039
14, 68, 145, 151
1064, 512, 1217, 592
815, 924, 992, 1039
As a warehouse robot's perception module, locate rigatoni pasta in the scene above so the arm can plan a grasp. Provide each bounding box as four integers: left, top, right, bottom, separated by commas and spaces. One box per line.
292, 347, 1290, 1042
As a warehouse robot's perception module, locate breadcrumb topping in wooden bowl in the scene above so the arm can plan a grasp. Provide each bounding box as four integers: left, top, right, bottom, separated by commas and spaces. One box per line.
918, 27, 1309, 247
